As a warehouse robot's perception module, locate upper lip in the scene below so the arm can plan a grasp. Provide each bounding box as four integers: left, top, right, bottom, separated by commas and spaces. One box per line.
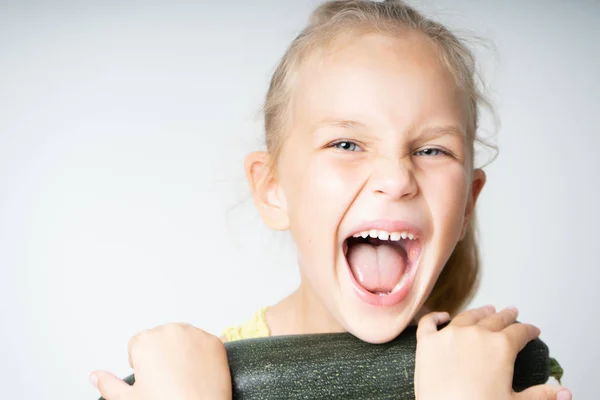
343, 219, 423, 241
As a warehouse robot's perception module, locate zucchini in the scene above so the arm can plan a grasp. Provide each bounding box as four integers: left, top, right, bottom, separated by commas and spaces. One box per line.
98, 324, 562, 399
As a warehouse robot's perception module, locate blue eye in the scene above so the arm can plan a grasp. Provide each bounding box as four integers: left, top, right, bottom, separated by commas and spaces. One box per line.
332, 141, 361, 152
415, 148, 447, 157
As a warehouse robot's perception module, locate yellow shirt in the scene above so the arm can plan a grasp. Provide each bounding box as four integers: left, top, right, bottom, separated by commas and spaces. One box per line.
221, 307, 271, 342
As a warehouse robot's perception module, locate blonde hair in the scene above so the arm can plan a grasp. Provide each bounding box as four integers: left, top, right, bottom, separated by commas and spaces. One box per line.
262, 0, 494, 316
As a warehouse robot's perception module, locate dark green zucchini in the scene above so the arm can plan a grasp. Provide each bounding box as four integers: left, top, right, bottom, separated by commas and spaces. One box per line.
98, 324, 563, 400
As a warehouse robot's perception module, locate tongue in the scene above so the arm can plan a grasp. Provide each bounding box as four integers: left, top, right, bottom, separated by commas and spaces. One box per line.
347, 242, 407, 293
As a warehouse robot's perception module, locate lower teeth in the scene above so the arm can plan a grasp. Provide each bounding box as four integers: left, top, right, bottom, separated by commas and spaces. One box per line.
373, 271, 409, 296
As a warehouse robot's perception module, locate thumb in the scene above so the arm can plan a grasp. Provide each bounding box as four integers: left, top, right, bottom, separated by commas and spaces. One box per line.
515, 384, 572, 400
416, 312, 450, 341
90, 370, 134, 400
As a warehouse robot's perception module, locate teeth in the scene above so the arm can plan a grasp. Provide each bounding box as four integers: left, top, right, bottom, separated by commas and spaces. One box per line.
391, 271, 410, 293
375, 268, 411, 296
351, 229, 417, 241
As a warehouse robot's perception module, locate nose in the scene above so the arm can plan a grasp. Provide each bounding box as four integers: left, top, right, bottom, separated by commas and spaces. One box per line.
368, 156, 418, 200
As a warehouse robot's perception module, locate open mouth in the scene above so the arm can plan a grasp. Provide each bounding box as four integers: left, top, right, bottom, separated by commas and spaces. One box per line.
343, 229, 421, 301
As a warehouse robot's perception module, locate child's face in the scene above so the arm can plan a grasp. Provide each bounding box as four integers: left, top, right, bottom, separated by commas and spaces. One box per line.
249, 31, 485, 343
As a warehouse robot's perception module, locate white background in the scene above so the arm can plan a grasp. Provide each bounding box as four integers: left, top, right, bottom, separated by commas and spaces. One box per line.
1, 0, 598, 398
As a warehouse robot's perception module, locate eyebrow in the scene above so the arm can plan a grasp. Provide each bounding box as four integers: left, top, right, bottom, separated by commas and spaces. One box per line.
314, 119, 465, 140
418, 125, 466, 142
312, 119, 367, 133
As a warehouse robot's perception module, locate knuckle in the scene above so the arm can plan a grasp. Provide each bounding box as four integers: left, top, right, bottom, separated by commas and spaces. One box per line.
127, 332, 148, 363
162, 322, 182, 331
198, 327, 218, 341
462, 325, 487, 344
128, 331, 145, 350
127, 335, 136, 349
444, 324, 459, 336
166, 322, 185, 333
436, 325, 458, 345
496, 331, 513, 351
159, 322, 191, 336
210, 336, 227, 354
418, 313, 434, 326
194, 325, 210, 336
433, 323, 453, 338
201, 330, 222, 347
463, 325, 479, 336
501, 308, 516, 321
162, 322, 216, 342
201, 332, 227, 354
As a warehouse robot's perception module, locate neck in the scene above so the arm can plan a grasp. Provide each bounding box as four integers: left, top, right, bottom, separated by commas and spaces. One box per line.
266, 281, 345, 336
264, 271, 429, 337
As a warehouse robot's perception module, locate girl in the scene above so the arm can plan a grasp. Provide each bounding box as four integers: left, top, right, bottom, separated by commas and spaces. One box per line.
90, 1, 572, 399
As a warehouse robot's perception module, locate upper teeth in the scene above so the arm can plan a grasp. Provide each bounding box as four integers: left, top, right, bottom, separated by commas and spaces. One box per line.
352, 229, 416, 241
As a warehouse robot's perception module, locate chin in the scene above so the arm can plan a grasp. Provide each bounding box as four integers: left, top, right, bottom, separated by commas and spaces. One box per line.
340, 309, 416, 344
330, 229, 438, 344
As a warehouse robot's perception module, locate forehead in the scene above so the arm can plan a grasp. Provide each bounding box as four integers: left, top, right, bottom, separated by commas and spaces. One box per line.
292, 31, 469, 133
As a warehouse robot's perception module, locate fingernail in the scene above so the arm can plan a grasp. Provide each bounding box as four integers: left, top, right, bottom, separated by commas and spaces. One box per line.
89, 373, 98, 388
557, 389, 572, 400
436, 312, 450, 323
506, 306, 518, 313
484, 304, 496, 312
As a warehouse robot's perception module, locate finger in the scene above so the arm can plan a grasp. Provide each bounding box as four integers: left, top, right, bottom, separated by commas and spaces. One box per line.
127, 335, 139, 369
91, 370, 134, 400
416, 311, 450, 341
127, 332, 145, 369
477, 307, 519, 332
450, 305, 496, 327
514, 384, 571, 400
127, 346, 134, 369
502, 322, 541, 354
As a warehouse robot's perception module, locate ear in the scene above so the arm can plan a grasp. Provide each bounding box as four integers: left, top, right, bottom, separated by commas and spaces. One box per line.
460, 168, 486, 240
244, 151, 290, 231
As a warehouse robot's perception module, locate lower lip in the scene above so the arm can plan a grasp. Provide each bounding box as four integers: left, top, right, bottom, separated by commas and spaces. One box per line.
345, 256, 418, 308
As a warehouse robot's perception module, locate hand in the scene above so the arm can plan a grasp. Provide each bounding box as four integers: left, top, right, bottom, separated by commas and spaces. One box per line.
90, 323, 232, 400
414, 306, 572, 400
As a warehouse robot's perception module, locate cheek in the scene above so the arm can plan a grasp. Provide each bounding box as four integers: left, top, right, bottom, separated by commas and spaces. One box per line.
279, 153, 368, 269
283, 155, 366, 227
420, 165, 469, 236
